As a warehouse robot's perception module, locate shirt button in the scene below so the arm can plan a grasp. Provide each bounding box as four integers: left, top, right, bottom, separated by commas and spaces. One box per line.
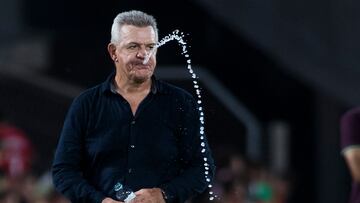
130, 145, 135, 149
131, 120, 136, 125
128, 168, 132, 173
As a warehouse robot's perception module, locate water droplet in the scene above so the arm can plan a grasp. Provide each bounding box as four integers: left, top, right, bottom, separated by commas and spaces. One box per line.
153, 30, 218, 201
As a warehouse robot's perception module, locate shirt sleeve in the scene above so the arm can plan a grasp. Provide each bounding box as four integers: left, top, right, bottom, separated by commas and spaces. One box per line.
340, 107, 360, 154
52, 95, 105, 203
160, 95, 216, 203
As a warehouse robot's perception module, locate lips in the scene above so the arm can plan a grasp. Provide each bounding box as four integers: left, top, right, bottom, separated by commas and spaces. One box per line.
134, 64, 149, 70
132, 61, 150, 70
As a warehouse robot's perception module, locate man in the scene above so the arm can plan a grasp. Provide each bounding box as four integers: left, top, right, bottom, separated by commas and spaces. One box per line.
340, 107, 360, 203
52, 10, 215, 203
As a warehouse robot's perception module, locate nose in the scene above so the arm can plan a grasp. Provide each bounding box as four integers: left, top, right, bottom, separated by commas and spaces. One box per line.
136, 47, 148, 59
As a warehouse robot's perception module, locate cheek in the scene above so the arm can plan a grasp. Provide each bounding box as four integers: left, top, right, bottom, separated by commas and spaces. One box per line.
121, 56, 134, 67
117, 52, 133, 61
150, 56, 157, 67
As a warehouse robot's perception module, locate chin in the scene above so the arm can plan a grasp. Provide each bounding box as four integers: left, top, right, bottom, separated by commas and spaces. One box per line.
132, 74, 150, 84
133, 70, 153, 81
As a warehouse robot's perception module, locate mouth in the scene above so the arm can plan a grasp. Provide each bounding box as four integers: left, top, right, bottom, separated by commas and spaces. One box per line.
129, 60, 153, 72
133, 64, 149, 70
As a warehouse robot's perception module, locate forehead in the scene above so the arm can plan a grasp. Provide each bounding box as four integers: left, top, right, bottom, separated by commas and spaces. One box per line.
119, 25, 156, 44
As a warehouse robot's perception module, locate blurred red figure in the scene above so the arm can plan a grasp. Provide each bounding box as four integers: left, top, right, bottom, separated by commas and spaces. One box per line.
0, 122, 33, 178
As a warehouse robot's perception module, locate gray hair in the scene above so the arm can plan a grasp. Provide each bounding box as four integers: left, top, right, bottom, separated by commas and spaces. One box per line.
110, 10, 159, 44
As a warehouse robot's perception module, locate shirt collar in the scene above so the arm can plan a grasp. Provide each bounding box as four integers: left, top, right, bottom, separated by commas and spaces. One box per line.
101, 71, 164, 95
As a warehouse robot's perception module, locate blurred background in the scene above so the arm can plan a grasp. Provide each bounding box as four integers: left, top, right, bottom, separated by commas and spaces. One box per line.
0, 0, 359, 202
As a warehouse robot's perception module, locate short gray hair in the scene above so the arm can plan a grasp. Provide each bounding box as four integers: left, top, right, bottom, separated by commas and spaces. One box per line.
110, 10, 158, 43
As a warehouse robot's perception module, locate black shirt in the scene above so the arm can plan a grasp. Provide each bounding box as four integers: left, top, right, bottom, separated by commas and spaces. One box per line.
52, 72, 215, 203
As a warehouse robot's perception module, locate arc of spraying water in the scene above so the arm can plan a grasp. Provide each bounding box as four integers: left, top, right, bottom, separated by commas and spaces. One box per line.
143, 30, 219, 201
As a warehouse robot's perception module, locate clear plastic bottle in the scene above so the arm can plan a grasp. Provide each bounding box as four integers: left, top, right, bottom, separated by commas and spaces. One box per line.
114, 182, 136, 203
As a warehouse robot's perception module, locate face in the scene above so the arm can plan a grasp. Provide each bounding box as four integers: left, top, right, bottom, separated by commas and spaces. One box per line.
108, 25, 157, 84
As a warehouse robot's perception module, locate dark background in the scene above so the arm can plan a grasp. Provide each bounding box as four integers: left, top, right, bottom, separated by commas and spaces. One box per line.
1, 0, 359, 202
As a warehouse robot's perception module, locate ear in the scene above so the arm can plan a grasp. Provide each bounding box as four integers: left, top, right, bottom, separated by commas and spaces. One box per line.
107, 43, 117, 61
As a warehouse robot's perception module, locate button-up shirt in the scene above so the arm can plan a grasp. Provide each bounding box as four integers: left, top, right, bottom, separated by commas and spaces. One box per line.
52, 72, 215, 203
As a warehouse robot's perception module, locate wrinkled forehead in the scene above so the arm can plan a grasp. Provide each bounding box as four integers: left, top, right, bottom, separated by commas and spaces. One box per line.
119, 25, 157, 44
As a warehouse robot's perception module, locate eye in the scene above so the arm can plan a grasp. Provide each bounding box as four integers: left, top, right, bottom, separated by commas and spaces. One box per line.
128, 45, 137, 50
146, 44, 156, 51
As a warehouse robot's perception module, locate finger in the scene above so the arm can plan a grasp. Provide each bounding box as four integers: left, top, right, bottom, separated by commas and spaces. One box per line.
134, 196, 146, 203
134, 188, 146, 195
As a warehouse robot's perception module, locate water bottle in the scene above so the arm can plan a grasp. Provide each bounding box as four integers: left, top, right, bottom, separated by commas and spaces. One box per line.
114, 182, 136, 203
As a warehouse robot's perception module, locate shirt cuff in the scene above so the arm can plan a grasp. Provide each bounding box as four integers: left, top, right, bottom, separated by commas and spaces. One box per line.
93, 192, 106, 203
160, 185, 177, 203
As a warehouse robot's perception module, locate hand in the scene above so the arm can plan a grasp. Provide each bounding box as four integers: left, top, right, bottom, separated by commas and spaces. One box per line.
102, 197, 124, 203
133, 188, 165, 203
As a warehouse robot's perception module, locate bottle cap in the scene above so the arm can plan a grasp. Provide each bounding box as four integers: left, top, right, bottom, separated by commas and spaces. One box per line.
114, 182, 123, 191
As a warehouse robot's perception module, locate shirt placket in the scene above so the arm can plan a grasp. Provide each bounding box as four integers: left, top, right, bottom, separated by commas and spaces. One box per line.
124, 92, 154, 182
127, 116, 137, 176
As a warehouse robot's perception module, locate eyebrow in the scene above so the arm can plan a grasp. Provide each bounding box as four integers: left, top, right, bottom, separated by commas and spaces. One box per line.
127, 42, 156, 46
